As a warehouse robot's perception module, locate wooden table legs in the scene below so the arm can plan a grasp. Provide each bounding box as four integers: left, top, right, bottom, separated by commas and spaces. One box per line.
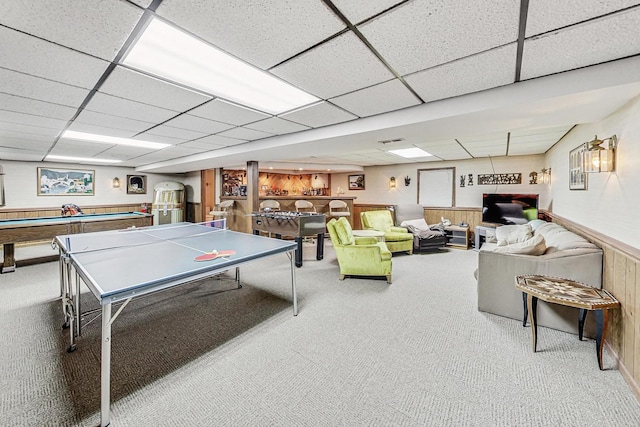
523, 293, 610, 370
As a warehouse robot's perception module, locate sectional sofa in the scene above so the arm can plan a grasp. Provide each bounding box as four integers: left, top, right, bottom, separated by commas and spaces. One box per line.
476, 220, 603, 335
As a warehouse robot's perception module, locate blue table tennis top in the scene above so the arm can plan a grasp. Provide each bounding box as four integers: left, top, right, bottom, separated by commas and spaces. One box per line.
56, 222, 296, 304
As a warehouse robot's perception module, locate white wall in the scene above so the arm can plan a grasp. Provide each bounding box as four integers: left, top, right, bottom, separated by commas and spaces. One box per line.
0, 160, 184, 209
546, 94, 640, 248
332, 154, 549, 209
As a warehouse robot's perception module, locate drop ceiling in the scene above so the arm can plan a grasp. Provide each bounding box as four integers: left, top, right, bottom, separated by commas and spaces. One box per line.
0, 0, 639, 173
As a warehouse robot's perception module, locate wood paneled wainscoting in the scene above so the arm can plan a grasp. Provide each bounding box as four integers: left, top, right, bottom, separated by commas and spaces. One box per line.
548, 213, 640, 402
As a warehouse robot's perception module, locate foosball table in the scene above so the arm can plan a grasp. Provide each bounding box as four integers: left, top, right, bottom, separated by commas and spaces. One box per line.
251, 211, 326, 267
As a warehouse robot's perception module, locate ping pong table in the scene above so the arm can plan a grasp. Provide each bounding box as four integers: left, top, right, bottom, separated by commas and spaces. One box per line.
55, 222, 298, 427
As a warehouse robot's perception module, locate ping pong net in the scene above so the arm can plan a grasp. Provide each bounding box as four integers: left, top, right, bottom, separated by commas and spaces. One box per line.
57, 220, 227, 256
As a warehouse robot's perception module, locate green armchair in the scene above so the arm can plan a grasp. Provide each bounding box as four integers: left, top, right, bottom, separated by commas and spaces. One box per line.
326, 217, 392, 284
360, 210, 414, 255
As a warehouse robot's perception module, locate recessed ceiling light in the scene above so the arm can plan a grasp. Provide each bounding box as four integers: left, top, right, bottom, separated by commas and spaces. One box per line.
61, 130, 170, 150
46, 155, 122, 164
387, 148, 433, 158
122, 17, 319, 115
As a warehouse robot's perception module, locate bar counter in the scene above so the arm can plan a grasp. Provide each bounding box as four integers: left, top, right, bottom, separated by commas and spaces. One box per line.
219, 196, 355, 234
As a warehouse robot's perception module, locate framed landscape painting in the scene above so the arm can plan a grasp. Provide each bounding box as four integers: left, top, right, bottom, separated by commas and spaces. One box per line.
348, 174, 365, 190
37, 167, 94, 196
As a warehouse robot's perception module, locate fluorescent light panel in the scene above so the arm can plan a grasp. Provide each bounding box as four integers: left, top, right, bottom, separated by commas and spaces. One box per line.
61, 130, 170, 150
46, 155, 122, 164
387, 147, 433, 158
122, 18, 319, 115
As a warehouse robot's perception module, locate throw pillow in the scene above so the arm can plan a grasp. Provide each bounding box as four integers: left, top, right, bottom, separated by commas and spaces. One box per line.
494, 234, 546, 255
401, 218, 429, 232
495, 224, 532, 246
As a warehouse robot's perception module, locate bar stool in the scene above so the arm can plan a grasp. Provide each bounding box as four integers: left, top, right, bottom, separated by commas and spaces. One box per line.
294, 200, 316, 213
329, 200, 350, 222
259, 199, 280, 211
209, 200, 234, 227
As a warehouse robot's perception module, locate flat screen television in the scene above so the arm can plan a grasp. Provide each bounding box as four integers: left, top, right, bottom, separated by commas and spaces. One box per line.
482, 193, 539, 225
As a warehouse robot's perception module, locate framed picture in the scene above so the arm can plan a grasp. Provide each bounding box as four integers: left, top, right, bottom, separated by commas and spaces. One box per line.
37, 167, 94, 196
348, 174, 365, 190
127, 175, 147, 194
569, 143, 587, 190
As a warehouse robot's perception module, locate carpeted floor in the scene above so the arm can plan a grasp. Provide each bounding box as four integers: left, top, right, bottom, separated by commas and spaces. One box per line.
1, 241, 639, 426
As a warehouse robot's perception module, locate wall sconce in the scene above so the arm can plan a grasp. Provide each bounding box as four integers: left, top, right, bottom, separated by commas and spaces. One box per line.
389, 176, 397, 188
584, 135, 617, 173
540, 168, 551, 184
404, 176, 411, 186
112, 177, 121, 188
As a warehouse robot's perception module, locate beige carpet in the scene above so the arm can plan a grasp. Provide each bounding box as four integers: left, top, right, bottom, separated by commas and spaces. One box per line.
1, 242, 639, 426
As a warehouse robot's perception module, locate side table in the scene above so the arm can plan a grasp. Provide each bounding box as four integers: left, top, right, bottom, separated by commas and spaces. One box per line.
515, 275, 620, 370
444, 225, 469, 249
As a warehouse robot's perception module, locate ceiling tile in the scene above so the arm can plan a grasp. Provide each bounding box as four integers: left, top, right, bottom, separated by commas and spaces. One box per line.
84, 92, 179, 124
132, 133, 185, 145
0, 93, 77, 121
99, 67, 212, 111
73, 110, 154, 133
0, 129, 55, 142
279, 102, 357, 128
0, 110, 68, 130
0, 68, 90, 107
162, 114, 233, 135
0, 147, 46, 162
0, 0, 143, 61
526, 0, 640, 37
216, 127, 273, 141
245, 118, 310, 135
192, 134, 247, 147
359, 0, 520, 75
189, 100, 270, 126
178, 140, 226, 150
0, 136, 52, 152
156, 0, 345, 69
67, 122, 137, 139
330, 79, 421, 117
405, 44, 517, 102
0, 121, 61, 137
271, 31, 395, 99
521, 8, 640, 80
332, 0, 406, 24
137, 125, 207, 142
0, 26, 109, 89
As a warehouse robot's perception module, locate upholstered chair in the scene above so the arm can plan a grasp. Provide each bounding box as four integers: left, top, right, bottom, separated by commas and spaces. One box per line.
359, 210, 414, 255
393, 204, 447, 251
326, 217, 392, 284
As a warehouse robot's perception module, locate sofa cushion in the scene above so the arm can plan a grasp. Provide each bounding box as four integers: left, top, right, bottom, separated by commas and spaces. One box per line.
534, 222, 597, 253
493, 234, 547, 255
333, 218, 354, 245
495, 224, 532, 246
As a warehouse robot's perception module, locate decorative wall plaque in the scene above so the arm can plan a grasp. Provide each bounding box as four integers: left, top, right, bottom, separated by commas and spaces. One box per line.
477, 173, 522, 185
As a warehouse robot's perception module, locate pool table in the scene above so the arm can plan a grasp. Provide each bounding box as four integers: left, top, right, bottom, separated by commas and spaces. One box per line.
0, 212, 153, 273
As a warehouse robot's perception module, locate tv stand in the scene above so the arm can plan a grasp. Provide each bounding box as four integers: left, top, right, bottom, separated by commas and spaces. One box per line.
445, 225, 469, 249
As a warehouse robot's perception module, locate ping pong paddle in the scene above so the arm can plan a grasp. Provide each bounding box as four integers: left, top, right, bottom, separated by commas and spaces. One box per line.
194, 249, 236, 262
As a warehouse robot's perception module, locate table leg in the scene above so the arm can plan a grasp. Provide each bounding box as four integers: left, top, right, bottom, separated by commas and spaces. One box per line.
295, 237, 303, 267
578, 309, 588, 341
316, 233, 324, 260
521, 292, 528, 327
289, 251, 298, 316
595, 309, 608, 370
101, 303, 112, 427
527, 294, 538, 352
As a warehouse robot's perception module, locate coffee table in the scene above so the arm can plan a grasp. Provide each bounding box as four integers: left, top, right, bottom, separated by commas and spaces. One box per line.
515, 275, 619, 370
